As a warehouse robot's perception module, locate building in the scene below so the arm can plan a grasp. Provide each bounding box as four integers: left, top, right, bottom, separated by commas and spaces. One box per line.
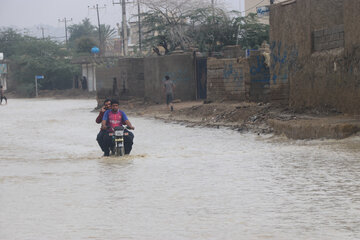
270, 0, 360, 114
0, 59, 8, 90
243, 0, 288, 24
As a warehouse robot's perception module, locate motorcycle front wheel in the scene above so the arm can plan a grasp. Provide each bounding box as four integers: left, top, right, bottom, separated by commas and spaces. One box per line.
115, 145, 125, 156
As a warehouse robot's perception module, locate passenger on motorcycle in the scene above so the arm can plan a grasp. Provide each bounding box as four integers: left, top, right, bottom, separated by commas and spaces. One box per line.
101, 100, 135, 156
96, 99, 112, 155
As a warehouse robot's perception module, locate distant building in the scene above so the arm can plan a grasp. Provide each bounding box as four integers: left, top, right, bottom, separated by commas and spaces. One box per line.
244, 0, 287, 24
104, 38, 122, 57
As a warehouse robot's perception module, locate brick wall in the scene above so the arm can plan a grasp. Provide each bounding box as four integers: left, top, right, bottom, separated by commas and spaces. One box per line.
207, 58, 249, 102
207, 54, 270, 103
313, 25, 344, 52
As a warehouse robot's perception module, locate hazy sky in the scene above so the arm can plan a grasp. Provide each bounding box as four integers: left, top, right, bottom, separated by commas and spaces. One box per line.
0, 0, 244, 29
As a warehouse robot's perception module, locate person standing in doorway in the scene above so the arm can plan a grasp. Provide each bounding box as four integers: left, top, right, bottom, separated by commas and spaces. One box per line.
163, 75, 175, 111
82, 76, 88, 90
0, 85, 7, 105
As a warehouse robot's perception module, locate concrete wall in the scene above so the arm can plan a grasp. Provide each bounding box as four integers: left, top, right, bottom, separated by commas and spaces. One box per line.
269, 0, 360, 114
96, 58, 144, 104
144, 53, 196, 103
118, 58, 144, 98
82, 63, 96, 92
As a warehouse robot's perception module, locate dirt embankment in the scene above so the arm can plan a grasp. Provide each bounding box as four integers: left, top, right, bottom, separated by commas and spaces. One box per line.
10, 88, 358, 140
121, 99, 360, 140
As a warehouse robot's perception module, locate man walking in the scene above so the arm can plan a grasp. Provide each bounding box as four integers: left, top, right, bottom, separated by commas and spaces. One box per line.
163, 75, 175, 111
0, 85, 7, 105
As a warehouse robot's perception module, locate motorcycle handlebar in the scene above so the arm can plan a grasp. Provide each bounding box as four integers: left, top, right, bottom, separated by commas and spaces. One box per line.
108, 125, 134, 131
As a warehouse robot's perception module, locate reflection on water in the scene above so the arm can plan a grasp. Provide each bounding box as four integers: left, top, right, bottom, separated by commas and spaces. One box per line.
0, 99, 359, 240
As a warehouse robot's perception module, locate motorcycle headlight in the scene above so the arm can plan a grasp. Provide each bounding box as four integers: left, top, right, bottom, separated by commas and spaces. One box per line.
115, 130, 123, 136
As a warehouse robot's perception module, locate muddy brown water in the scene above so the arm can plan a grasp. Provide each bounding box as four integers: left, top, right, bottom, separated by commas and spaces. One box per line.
0, 99, 359, 240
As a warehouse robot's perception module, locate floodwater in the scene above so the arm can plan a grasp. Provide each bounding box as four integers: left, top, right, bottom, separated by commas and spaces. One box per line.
0, 99, 359, 240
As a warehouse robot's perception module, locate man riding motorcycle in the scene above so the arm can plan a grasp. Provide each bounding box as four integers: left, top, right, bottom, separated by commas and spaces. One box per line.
101, 100, 135, 156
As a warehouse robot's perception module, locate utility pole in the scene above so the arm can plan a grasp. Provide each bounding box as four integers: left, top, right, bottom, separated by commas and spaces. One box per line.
211, 0, 215, 23
122, 0, 128, 56
113, 0, 128, 56
41, 27, 45, 40
58, 18, 72, 48
89, 4, 106, 54
38, 26, 45, 40
137, 0, 142, 53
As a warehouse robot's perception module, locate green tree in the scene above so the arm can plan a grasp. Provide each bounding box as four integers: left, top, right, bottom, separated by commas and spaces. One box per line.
68, 19, 117, 54
68, 18, 97, 49
0, 28, 80, 96
188, 7, 234, 52
140, 3, 269, 54
233, 13, 269, 50
0, 28, 25, 57
141, 0, 200, 54
76, 37, 97, 53
97, 24, 117, 52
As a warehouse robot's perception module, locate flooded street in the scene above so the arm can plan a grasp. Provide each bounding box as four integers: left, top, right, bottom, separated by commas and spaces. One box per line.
0, 99, 359, 240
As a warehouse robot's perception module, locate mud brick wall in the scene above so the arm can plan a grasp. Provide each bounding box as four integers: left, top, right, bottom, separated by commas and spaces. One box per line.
341, 0, 360, 114
270, 0, 360, 114
207, 58, 250, 102
223, 45, 245, 58
269, 0, 312, 105
248, 52, 270, 102
344, 0, 360, 51
144, 53, 196, 103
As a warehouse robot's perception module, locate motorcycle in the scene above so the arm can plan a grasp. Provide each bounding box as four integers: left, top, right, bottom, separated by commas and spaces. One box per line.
111, 126, 131, 156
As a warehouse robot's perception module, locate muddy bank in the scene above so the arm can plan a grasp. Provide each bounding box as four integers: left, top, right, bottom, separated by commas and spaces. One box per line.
120, 99, 360, 140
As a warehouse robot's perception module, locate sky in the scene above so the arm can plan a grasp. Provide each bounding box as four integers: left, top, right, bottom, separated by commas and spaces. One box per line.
0, 0, 245, 29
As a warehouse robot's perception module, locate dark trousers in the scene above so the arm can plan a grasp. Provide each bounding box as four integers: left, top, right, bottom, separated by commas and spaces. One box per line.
0, 96, 7, 104
96, 130, 107, 153
103, 130, 134, 155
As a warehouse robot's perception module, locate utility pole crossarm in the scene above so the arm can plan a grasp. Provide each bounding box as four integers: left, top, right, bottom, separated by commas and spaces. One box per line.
58, 17, 72, 48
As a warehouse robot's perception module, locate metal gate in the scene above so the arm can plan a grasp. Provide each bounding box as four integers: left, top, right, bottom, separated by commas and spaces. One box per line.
196, 57, 207, 99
